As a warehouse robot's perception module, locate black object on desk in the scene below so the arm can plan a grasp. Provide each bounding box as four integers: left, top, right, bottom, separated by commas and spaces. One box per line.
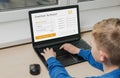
30, 64, 40, 75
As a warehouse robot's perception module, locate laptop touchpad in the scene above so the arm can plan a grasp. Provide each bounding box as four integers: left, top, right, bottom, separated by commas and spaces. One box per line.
56, 54, 77, 66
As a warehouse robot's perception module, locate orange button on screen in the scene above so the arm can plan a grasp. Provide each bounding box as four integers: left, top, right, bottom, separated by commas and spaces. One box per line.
35, 33, 56, 40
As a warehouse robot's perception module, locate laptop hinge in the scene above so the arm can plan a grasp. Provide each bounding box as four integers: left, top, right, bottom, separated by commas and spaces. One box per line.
34, 38, 79, 49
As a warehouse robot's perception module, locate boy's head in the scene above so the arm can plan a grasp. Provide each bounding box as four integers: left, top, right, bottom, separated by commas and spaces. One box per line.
91, 18, 120, 66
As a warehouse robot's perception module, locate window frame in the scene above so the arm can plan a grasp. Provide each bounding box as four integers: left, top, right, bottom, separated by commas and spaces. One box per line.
69, 0, 120, 11
0, 0, 120, 23
0, 0, 67, 23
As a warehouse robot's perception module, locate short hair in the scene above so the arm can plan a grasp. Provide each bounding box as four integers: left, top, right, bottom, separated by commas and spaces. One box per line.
92, 18, 120, 66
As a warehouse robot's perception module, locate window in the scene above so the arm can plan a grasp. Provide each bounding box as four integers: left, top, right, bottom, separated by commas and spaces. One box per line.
0, 0, 67, 23
78, 0, 93, 2
1, 0, 120, 23
70, 0, 120, 11
0, 0, 58, 11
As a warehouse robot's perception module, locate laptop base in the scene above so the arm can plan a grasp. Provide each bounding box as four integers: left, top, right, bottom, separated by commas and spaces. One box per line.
34, 39, 91, 68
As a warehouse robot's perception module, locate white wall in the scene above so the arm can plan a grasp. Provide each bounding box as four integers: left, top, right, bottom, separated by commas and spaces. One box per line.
0, 4, 120, 48
80, 6, 120, 31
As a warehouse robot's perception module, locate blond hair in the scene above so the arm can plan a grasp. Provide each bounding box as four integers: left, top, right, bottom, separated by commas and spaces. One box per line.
92, 18, 120, 66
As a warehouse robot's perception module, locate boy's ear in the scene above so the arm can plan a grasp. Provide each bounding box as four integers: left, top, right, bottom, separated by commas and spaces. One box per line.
99, 50, 108, 62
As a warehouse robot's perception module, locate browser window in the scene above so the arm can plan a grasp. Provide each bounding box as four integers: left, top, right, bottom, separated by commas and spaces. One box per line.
31, 8, 78, 42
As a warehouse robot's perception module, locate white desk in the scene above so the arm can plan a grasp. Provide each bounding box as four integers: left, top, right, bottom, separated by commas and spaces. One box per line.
0, 32, 103, 78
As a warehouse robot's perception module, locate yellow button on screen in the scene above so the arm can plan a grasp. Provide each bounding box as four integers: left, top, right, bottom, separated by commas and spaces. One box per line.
35, 33, 56, 40
68, 10, 72, 14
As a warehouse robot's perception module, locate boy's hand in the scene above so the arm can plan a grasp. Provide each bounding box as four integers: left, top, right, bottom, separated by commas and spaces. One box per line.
60, 43, 80, 54
41, 48, 56, 61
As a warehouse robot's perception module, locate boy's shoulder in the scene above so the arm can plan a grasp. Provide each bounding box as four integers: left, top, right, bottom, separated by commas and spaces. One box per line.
91, 68, 120, 78
102, 68, 120, 78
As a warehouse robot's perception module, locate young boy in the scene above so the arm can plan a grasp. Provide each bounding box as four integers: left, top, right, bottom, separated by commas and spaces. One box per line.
41, 18, 120, 78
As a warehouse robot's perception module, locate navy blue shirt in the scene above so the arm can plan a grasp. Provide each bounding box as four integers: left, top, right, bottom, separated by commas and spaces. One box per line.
46, 49, 120, 78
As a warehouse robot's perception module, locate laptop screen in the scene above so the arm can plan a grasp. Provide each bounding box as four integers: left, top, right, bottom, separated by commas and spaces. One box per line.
29, 5, 80, 47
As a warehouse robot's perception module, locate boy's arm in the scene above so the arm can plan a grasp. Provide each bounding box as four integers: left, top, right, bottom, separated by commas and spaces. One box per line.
60, 43, 103, 71
47, 57, 72, 78
78, 49, 103, 71
41, 48, 72, 78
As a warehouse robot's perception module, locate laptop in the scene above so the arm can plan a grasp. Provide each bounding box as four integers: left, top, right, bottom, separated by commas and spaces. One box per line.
28, 5, 91, 68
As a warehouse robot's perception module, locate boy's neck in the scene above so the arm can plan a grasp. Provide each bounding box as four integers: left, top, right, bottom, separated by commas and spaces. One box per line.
103, 64, 119, 73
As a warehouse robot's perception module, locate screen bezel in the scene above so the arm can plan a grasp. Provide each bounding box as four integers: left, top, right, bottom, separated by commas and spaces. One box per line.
29, 5, 81, 48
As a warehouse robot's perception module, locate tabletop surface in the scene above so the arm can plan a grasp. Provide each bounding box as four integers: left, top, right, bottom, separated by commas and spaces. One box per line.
0, 31, 103, 78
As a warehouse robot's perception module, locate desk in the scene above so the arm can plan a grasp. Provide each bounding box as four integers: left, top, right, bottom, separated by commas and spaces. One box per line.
0, 32, 103, 78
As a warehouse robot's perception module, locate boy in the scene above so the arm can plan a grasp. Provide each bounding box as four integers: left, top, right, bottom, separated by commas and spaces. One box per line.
41, 18, 120, 78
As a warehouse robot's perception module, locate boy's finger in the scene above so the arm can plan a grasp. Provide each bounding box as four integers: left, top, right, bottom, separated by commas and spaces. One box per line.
41, 52, 45, 56
60, 45, 64, 50
43, 49, 46, 52
50, 48, 54, 51
46, 47, 49, 51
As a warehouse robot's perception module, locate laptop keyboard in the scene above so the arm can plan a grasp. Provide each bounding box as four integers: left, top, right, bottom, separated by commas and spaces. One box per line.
49, 44, 69, 56
37, 43, 68, 56
37, 39, 91, 57
36, 39, 91, 67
